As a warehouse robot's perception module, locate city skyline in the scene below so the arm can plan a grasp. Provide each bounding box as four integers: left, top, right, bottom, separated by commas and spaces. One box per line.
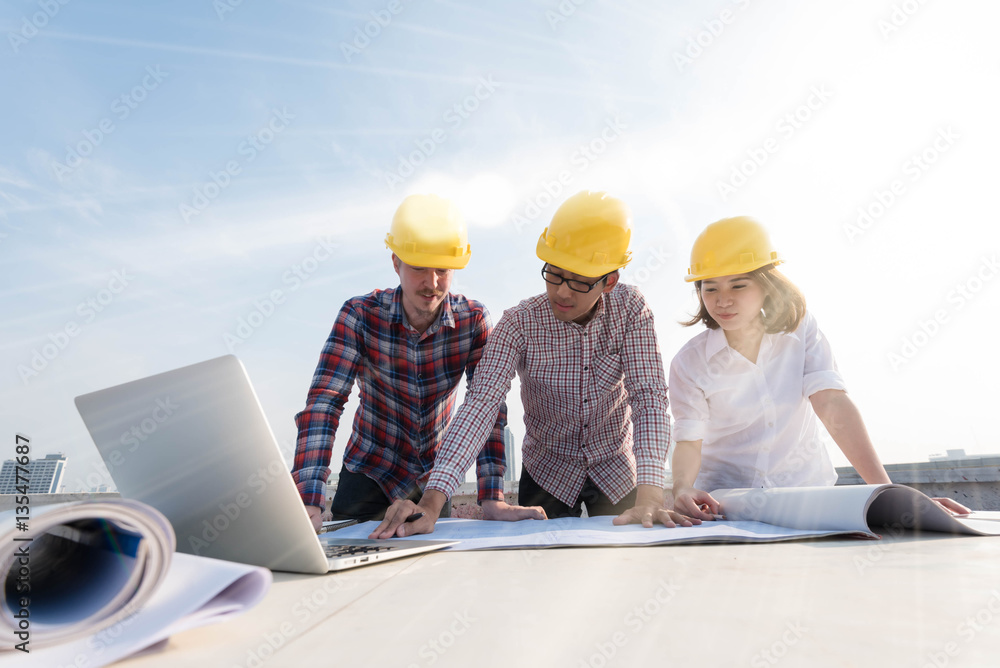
0, 452, 67, 494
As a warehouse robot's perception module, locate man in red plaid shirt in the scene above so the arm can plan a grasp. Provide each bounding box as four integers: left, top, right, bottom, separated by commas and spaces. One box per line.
372, 191, 700, 538
292, 195, 545, 531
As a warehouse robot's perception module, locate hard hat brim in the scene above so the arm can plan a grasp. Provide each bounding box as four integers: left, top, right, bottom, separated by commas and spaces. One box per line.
536, 239, 629, 277
684, 257, 782, 282
390, 246, 470, 270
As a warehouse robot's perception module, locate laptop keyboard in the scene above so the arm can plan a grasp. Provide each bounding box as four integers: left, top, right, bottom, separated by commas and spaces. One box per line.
324, 543, 397, 558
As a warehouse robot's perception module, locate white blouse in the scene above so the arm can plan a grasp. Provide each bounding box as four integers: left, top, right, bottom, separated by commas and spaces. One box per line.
668, 311, 846, 492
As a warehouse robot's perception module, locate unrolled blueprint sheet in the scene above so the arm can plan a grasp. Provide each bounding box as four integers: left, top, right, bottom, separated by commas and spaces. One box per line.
335, 515, 866, 551
334, 484, 1000, 551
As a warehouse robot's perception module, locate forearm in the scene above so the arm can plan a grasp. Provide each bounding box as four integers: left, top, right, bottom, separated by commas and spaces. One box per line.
811, 390, 891, 484
670, 440, 703, 494
634, 484, 665, 508
417, 489, 448, 516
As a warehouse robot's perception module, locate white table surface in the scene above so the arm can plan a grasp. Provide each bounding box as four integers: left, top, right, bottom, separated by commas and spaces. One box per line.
114, 532, 1000, 667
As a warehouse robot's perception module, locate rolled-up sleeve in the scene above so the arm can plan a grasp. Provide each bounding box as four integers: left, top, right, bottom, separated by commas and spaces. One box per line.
799, 312, 847, 398
668, 352, 709, 443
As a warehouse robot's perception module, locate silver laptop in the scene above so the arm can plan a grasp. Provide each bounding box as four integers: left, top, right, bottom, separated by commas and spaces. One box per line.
74, 355, 456, 574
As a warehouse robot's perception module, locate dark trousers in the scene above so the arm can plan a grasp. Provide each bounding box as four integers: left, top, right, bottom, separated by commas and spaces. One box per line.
517, 465, 636, 518
329, 466, 451, 521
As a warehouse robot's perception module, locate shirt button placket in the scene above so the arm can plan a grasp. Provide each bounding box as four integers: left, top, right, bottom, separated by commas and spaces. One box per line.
756, 372, 776, 451
581, 329, 590, 442
410, 335, 423, 432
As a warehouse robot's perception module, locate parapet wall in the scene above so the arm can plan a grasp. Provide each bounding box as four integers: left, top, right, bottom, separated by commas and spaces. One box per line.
6, 457, 998, 514
836, 456, 1000, 510
0, 491, 121, 512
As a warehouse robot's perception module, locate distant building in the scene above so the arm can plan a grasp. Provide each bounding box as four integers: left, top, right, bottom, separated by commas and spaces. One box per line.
503, 426, 518, 481
928, 449, 997, 461
0, 453, 67, 494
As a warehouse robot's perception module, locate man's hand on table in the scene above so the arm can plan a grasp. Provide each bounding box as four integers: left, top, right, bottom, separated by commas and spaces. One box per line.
612, 484, 700, 528
481, 499, 547, 521
306, 505, 323, 533
369, 491, 446, 539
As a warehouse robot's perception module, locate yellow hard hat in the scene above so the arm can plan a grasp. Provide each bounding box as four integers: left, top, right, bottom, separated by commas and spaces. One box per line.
385, 194, 471, 269
536, 190, 632, 278
685, 216, 782, 282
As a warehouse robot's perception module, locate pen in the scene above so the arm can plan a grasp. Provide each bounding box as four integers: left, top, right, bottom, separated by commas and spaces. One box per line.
699, 503, 726, 521
318, 519, 358, 534
405, 512, 425, 523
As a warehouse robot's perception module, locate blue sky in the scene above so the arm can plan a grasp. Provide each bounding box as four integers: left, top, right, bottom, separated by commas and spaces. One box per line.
2, 0, 998, 491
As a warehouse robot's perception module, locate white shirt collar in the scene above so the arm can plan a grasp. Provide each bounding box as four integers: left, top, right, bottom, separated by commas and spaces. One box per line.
705, 326, 730, 360
704, 323, 780, 364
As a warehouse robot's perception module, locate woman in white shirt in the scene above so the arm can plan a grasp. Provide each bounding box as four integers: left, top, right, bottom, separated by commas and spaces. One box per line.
669, 217, 969, 520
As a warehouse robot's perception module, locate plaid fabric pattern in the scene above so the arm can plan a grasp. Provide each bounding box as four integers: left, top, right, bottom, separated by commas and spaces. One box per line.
427, 282, 670, 506
291, 287, 507, 508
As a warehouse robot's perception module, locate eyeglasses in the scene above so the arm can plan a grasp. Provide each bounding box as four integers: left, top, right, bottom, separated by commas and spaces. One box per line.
540, 265, 609, 293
